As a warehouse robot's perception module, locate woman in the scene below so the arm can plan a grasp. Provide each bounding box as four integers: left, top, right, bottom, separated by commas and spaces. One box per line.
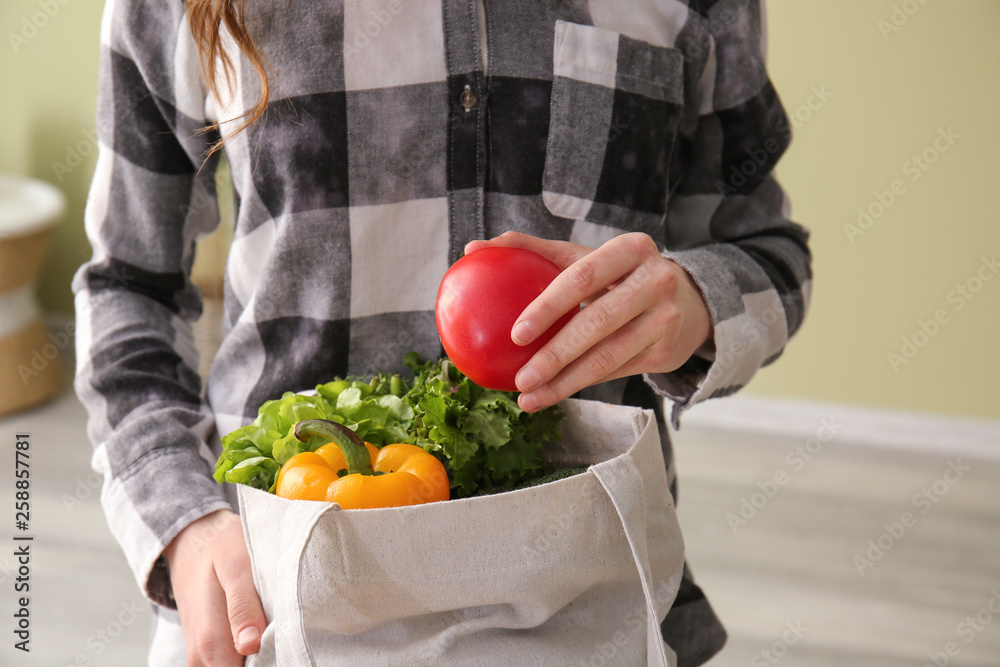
74, 0, 811, 664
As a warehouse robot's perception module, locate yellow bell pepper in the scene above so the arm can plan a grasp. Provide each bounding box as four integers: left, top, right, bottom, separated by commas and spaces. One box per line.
275, 419, 450, 509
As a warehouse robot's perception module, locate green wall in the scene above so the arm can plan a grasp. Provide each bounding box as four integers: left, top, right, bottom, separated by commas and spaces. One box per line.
3, 1, 997, 421
2, 0, 101, 311
755, 2, 1000, 421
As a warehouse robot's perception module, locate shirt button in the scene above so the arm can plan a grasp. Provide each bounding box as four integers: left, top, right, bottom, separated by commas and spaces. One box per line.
461, 85, 477, 111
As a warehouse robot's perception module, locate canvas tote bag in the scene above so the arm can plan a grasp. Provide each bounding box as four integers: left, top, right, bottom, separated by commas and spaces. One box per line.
239, 398, 686, 666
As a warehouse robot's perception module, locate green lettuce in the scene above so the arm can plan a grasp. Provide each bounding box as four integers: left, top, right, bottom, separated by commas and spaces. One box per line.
213, 353, 564, 497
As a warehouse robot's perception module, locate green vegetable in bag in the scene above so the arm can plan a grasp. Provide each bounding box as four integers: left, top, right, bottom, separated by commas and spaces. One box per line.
213, 353, 566, 497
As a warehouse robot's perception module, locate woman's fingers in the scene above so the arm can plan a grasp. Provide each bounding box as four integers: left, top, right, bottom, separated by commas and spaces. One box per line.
463, 231, 713, 413
464, 230, 590, 270
517, 306, 672, 412
214, 522, 266, 656
183, 566, 245, 667
165, 510, 266, 666
514, 266, 658, 392
517, 255, 711, 412
512, 235, 654, 348
515, 238, 677, 392
471, 233, 659, 351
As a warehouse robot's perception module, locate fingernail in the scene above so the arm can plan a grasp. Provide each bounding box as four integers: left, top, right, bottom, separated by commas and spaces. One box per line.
237, 626, 260, 648
464, 240, 487, 255
520, 392, 541, 412
516, 366, 541, 392
511, 320, 534, 345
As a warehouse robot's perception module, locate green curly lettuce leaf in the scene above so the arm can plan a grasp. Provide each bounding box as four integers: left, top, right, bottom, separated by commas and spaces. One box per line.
214, 354, 564, 498
402, 355, 563, 496
213, 376, 412, 492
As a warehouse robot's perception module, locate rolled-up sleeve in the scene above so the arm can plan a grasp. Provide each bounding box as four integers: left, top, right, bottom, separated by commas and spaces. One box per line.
72, 0, 231, 608
647, 0, 813, 428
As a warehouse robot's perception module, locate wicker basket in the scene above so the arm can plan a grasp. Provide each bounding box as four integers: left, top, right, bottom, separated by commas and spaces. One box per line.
0, 175, 66, 416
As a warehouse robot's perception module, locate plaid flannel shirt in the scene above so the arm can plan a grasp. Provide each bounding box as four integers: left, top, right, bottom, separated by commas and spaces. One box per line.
73, 0, 811, 663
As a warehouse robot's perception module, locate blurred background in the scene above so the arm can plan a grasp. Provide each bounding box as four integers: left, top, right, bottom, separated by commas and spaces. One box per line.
0, 1, 997, 665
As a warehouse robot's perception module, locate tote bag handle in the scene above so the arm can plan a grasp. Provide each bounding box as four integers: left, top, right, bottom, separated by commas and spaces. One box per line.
271, 499, 335, 667
591, 454, 677, 667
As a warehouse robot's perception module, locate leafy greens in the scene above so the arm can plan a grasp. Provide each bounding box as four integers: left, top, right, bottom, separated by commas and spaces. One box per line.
213, 353, 564, 498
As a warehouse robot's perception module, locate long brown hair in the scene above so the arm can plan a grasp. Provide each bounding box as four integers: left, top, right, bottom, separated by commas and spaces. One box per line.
186, 0, 270, 155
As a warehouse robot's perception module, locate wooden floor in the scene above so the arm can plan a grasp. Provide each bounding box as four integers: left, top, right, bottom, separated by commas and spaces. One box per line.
671, 421, 1000, 666
1, 390, 998, 666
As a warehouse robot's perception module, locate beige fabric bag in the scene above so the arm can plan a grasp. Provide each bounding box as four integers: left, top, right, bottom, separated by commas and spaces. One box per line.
240, 398, 685, 666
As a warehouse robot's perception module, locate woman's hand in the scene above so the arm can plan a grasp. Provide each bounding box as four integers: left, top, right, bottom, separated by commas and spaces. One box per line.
465, 231, 712, 413
163, 509, 265, 666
